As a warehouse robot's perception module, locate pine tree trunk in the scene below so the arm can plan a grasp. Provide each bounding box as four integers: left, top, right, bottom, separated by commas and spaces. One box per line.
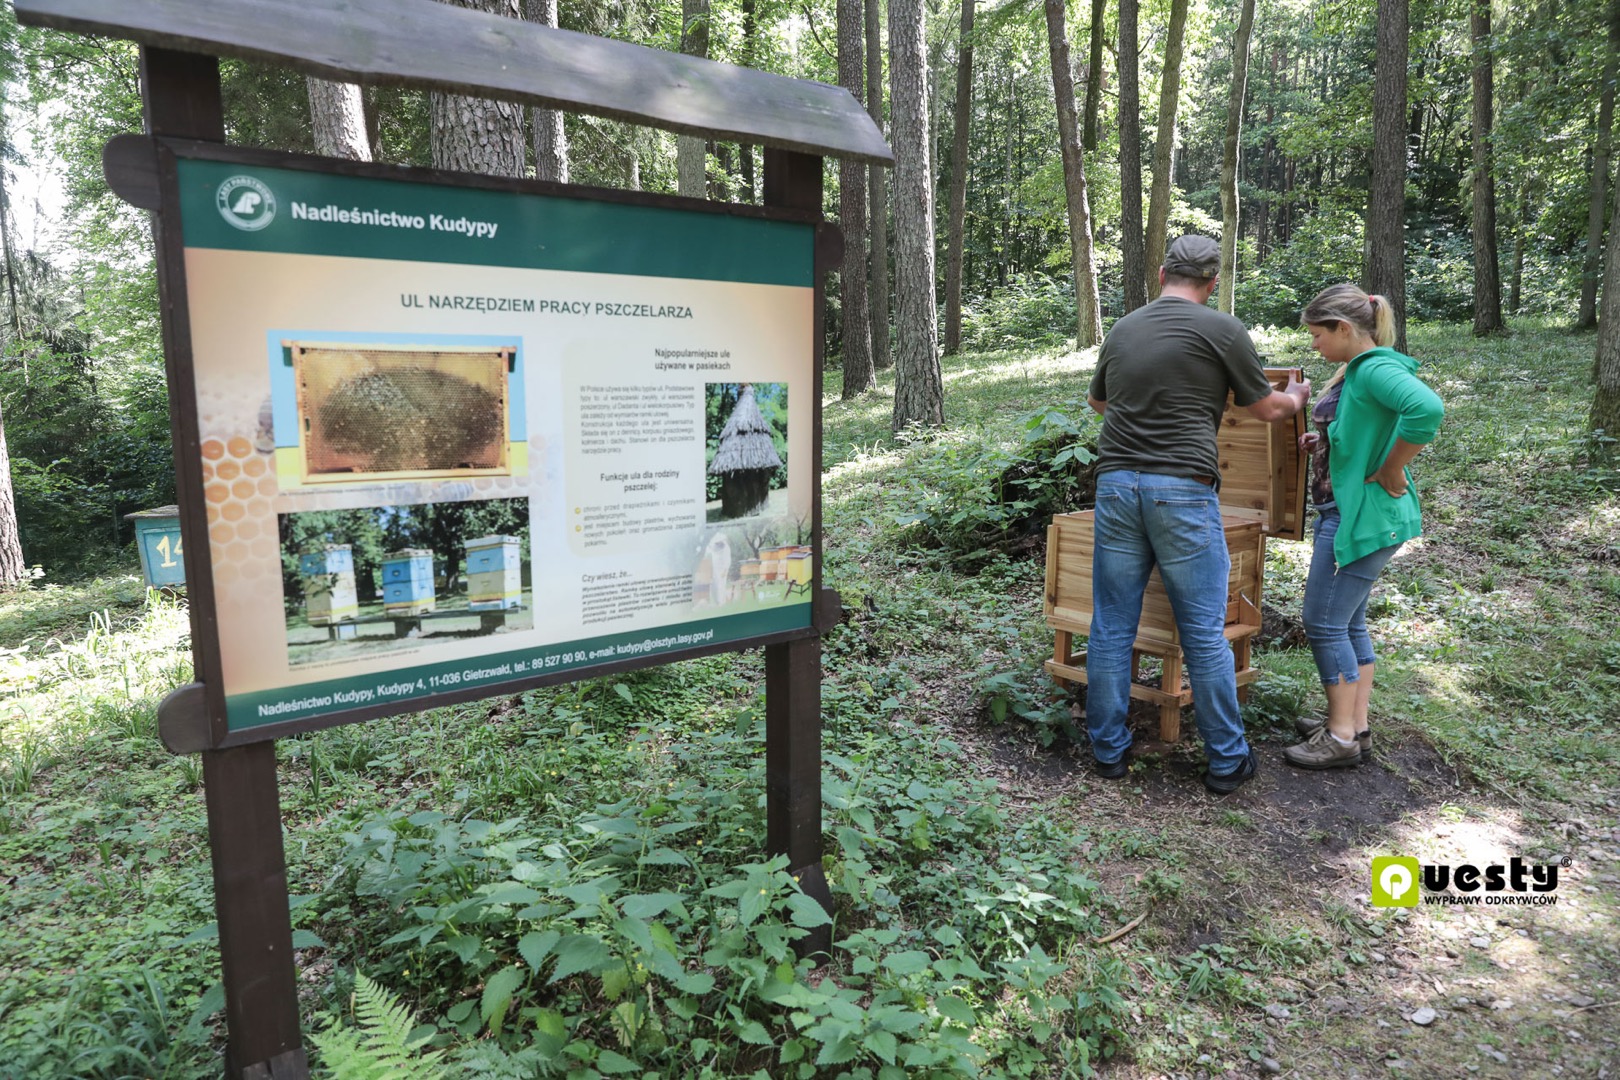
1366, 0, 1408, 351
943, 0, 975, 356
430, 0, 526, 176
1510, 181, 1530, 314
1579, 0, 1620, 330
1470, 0, 1505, 335
1117, 0, 1147, 313
1045, 0, 1103, 348
526, 0, 569, 183
839, 0, 875, 396
888, 0, 943, 431
306, 78, 371, 161
0, 406, 23, 585
678, 0, 710, 198
1218, 0, 1256, 315
1144, 0, 1189, 300
1082, 0, 1106, 152
1592, 169, 1620, 435
867, 0, 893, 370
739, 0, 759, 202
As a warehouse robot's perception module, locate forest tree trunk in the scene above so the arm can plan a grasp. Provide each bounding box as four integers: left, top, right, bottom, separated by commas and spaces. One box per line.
1145, 0, 1189, 300
1470, 0, 1505, 335
1592, 170, 1620, 436
943, 0, 975, 355
739, 0, 758, 201
678, 0, 710, 198
0, 408, 23, 585
1579, 0, 1620, 329
1045, 0, 1103, 347
1082, 0, 1106, 152
430, 0, 524, 176
306, 78, 371, 161
889, 0, 944, 430
1218, 0, 1256, 315
1117, 0, 1147, 313
526, 0, 569, 183
867, 0, 893, 369
430, 0, 526, 177
839, 0, 875, 396
1365, 0, 1408, 351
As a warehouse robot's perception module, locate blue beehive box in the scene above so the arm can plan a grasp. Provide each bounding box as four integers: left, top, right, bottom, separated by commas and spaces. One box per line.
300, 544, 358, 624
125, 506, 186, 588
382, 549, 436, 615
464, 535, 522, 611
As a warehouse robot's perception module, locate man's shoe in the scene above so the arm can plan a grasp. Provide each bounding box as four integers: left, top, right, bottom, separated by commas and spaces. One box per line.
1202, 750, 1257, 795
1283, 726, 1364, 770
1093, 743, 1133, 779
1294, 717, 1371, 762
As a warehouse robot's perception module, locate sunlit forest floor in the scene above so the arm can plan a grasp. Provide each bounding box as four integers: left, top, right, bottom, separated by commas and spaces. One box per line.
2, 319, 1616, 1078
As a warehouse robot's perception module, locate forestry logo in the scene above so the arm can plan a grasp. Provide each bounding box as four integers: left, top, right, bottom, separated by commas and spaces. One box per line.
216, 175, 277, 231
1370, 854, 1565, 908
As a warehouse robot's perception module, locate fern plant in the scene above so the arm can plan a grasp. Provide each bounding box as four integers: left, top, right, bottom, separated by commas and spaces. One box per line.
310, 972, 446, 1080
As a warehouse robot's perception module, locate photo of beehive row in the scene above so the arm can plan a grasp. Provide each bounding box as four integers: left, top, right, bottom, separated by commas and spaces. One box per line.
289, 342, 515, 482
280, 497, 532, 665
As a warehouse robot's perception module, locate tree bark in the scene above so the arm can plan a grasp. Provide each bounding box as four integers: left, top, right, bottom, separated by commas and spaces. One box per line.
1579, 0, 1620, 329
867, 0, 893, 370
943, 0, 975, 356
0, 406, 23, 585
526, 0, 569, 183
888, 0, 943, 431
1218, 0, 1257, 315
1117, 0, 1147, 313
1592, 165, 1620, 435
839, 0, 875, 396
1046, 0, 1103, 348
1082, 0, 1106, 152
739, 0, 759, 202
1470, 0, 1505, 335
679, 0, 711, 198
1144, 0, 1189, 300
1365, 0, 1408, 351
306, 78, 371, 161
430, 0, 526, 176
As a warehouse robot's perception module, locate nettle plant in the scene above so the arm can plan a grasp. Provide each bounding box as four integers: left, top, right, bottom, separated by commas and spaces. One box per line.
317, 697, 1129, 1078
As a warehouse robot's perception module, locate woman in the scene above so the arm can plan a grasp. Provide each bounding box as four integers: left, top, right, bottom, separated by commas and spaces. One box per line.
1286, 284, 1443, 770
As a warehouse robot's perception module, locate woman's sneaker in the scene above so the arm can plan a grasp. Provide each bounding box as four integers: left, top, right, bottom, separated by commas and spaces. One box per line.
1284, 727, 1364, 770
1294, 717, 1371, 762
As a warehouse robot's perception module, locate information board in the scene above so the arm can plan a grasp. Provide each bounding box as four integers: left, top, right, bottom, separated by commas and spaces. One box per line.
168, 147, 818, 736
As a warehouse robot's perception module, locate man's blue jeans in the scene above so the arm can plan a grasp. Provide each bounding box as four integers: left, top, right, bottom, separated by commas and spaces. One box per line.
1302, 507, 1401, 685
1085, 470, 1250, 774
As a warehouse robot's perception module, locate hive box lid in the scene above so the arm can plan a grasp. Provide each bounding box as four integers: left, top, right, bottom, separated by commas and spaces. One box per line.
1216, 368, 1308, 541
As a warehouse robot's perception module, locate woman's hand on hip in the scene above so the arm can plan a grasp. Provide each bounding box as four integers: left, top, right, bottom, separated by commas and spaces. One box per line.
1366, 462, 1408, 498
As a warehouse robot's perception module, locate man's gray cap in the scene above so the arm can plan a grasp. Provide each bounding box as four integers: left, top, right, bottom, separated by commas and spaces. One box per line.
1164, 234, 1222, 279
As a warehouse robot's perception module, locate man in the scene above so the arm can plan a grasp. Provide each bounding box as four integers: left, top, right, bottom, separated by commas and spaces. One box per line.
1085, 234, 1309, 794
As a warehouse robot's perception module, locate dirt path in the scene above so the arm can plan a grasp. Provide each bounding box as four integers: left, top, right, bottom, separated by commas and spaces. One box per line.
939, 686, 1620, 1078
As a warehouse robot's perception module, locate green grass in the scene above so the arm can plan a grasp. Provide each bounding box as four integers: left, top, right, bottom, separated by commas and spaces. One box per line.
3, 319, 1617, 1078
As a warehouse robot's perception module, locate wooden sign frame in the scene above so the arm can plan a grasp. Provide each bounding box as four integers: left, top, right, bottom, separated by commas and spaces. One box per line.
14, 0, 891, 1071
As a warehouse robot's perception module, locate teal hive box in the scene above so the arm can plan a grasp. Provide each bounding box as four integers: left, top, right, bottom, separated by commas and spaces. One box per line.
124, 506, 186, 588
382, 549, 436, 614
464, 535, 522, 611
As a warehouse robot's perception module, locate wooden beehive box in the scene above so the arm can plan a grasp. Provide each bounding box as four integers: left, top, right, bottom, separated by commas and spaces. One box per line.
464, 535, 522, 611
1044, 369, 1307, 742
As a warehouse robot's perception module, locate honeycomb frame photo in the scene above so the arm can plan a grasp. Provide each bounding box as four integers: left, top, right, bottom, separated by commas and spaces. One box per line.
284, 340, 519, 485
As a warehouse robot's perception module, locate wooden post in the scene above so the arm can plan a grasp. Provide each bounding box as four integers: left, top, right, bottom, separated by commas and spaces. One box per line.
763, 148, 832, 955
142, 46, 309, 1080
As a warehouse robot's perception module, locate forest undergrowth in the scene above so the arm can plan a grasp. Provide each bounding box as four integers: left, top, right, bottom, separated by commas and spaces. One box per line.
2, 321, 1617, 1079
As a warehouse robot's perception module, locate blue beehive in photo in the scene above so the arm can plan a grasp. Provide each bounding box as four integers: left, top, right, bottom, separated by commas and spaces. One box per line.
381, 549, 436, 615
464, 534, 522, 611
299, 544, 358, 624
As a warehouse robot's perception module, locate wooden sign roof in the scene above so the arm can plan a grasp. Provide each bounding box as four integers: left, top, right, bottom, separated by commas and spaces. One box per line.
15, 0, 894, 166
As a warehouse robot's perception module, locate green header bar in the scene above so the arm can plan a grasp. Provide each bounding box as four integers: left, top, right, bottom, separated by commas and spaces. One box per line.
226, 605, 810, 732
178, 157, 814, 287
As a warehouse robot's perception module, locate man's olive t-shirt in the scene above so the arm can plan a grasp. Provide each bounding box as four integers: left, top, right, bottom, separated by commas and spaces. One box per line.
1087, 296, 1273, 485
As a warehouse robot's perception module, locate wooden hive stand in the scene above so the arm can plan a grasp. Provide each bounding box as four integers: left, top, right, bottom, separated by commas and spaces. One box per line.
1043, 369, 1308, 745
